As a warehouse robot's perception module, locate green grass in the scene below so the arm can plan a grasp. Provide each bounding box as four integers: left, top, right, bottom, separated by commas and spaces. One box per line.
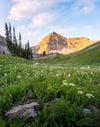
38, 41, 100, 65
0, 53, 100, 127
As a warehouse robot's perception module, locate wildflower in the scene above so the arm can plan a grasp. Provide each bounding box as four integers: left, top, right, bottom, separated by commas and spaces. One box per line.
26, 73, 30, 76
88, 66, 90, 69
69, 83, 75, 86
56, 74, 59, 76
4, 73, 7, 76
77, 90, 83, 95
91, 72, 93, 75
63, 83, 69, 86
86, 93, 94, 98
68, 73, 71, 77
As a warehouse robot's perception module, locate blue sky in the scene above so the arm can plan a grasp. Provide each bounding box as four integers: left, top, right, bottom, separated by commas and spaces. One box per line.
0, 0, 100, 46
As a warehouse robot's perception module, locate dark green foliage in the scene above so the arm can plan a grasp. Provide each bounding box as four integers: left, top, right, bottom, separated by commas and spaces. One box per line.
43, 51, 46, 56
5, 23, 33, 60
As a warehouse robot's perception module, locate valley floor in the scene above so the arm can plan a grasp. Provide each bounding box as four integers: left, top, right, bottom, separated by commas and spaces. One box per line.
0, 54, 100, 127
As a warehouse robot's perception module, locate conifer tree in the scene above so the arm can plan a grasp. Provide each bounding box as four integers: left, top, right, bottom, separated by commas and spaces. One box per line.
5, 23, 10, 50
9, 23, 12, 53
19, 33, 22, 56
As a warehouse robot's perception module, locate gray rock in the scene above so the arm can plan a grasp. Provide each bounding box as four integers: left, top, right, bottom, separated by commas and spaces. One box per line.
82, 108, 92, 116
5, 102, 39, 119
89, 105, 99, 113
46, 99, 59, 107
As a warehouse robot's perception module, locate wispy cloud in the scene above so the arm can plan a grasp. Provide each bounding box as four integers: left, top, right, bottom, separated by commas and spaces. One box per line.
72, 0, 97, 14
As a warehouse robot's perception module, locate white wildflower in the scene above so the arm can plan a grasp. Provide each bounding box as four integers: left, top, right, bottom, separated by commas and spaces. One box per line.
68, 73, 71, 77
77, 90, 83, 95
91, 72, 93, 75
56, 74, 59, 76
88, 66, 90, 69
86, 93, 94, 98
26, 73, 30, 76
63, 83, 69, 86
4, 73, 7, 76
69, 83, 75, 86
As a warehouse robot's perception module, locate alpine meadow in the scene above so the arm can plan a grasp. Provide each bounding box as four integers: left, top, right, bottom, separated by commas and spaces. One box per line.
0, 0, 100, 127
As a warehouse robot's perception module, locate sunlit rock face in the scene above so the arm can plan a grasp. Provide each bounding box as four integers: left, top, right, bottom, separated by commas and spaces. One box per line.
32, 32, 96, 55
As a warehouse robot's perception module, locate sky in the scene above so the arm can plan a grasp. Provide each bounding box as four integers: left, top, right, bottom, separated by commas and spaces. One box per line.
0, 0, 100, 46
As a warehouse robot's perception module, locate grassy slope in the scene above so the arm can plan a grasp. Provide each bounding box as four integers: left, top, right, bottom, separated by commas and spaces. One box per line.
0, 53, 100, 126
38, 41, 100, 65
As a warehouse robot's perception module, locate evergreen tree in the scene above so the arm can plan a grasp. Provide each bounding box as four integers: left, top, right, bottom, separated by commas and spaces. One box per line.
13, 26, 18, 56
19, 33, 22, 56
9, 23, 12, 53
5, 23, 10, 51
5, 22, 33, 60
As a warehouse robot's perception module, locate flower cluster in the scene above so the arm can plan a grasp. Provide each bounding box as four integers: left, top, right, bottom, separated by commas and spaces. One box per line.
86, 93, 95, 98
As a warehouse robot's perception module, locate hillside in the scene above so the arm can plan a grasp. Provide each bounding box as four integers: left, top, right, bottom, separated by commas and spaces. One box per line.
38, 41, 100, 65
32, 32, 96, 55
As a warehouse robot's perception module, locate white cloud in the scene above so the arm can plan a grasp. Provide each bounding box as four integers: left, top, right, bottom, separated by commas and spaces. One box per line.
87, 25, 93, 29
16, 25, 26, 31
30, 12, 54, 27
8, 0, 71, 21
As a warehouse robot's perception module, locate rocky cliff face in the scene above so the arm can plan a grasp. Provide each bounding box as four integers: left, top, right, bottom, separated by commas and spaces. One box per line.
32, 32, 95, 55
0, 35, 10, 54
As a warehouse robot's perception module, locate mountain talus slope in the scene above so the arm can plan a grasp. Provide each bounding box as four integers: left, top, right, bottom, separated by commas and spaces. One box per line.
32, 32, 96, 55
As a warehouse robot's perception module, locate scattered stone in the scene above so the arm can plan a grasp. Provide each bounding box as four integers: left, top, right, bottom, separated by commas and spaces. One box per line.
46, 99, 59, 107
82, 105, 99, 117
5, 102, 39, 119
82, 108, 92, 116
34, 63, 39, 66
89, 105, 99, 113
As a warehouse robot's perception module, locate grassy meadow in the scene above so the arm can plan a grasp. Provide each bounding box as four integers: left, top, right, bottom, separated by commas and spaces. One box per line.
0, 53, 100, 127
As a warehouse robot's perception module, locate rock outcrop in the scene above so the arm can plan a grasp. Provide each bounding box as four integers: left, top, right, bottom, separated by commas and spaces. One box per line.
32, 32, 96, 55
0, 35, 10, 54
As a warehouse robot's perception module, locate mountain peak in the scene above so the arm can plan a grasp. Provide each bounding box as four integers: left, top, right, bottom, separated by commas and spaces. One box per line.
50, 31, 57, 34
34, 32, 95, 54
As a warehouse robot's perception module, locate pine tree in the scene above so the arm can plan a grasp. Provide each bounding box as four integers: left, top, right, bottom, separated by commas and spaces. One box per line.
9, 23, 12, 53
19, 33, 22, 56
5, 23, 10, 51
13, 26, 18, 56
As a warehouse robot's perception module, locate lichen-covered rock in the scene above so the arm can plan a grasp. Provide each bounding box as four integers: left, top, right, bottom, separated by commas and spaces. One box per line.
5, 102, 39, 119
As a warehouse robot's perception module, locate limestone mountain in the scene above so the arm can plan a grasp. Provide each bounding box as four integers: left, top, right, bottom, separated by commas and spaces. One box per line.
32, 32, 96, 55
0, 35, 9, 54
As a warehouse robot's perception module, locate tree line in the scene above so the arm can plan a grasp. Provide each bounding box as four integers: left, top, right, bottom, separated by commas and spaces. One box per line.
5, 23, 33, 60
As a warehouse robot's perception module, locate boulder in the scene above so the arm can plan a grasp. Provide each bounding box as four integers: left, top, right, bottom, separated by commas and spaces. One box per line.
82, 105, 99, 117
82, 108, 92, 116
5, 102, 39, 119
